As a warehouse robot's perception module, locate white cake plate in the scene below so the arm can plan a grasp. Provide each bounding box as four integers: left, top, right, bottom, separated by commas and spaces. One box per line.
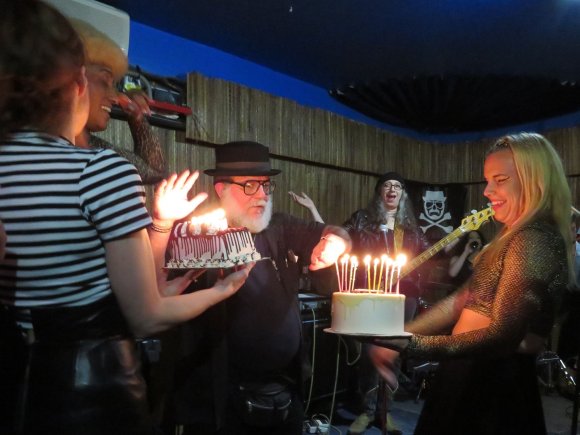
323, 328, 412, 339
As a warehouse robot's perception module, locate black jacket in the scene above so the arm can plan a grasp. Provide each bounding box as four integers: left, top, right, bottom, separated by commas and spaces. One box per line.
165, 213, 329, 429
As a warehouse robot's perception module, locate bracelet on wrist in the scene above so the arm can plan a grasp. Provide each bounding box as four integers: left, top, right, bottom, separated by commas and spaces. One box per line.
150, 222, 173, 233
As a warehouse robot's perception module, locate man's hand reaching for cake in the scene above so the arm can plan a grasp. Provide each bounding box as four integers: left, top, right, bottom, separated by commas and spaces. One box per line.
309, 228, 351, 271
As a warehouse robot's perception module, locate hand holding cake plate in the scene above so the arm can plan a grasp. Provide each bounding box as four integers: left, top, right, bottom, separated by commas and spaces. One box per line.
323, 328, 412, 342
369, 335, 412, 352
325, 330, 411, 355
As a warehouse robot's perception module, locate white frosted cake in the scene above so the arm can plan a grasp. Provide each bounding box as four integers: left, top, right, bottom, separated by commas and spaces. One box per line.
331, 291, 406, 336
166, 221, 261, 269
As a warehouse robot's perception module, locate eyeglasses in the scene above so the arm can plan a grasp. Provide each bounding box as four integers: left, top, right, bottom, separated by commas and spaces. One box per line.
225, 179, 276, 196
383, 182, 403, 192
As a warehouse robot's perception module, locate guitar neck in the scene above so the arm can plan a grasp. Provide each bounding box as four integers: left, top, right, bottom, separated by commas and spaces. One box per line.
400, 227, 466, 279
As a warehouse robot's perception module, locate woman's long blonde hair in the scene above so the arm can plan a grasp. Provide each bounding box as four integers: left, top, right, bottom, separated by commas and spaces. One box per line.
480, 132, 574, 285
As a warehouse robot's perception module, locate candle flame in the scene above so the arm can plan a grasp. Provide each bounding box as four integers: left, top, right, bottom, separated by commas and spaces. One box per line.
190, 208, 228, 232
396, 253, 407, 266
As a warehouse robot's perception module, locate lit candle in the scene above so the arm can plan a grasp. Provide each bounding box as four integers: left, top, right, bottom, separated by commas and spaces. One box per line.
190, 208, 228, 234
384, 257, 392, 293
373, 258, 379, 290
350, 256, 358, 292
364, 255, 371, 289
341, 254, 349, 292
388, 258, 396, 293
378, 255, 387, 293
385, 257, 391, 293
395, 254, 407, 295
335, 261, 341, 292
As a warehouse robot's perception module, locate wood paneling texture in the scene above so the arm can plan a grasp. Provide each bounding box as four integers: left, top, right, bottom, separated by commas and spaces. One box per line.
96, 72, 579, 227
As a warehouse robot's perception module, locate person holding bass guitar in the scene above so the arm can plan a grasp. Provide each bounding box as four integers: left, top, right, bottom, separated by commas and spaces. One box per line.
342, 171, 430, 435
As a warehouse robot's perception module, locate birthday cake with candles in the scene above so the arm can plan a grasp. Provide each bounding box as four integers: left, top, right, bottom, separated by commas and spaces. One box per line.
329, 254, 408, 336
166, 209, 261, 269
331, 291, 406, 336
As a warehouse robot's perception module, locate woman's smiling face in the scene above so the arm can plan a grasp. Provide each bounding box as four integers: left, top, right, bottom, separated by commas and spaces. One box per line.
483, 149, 523, 228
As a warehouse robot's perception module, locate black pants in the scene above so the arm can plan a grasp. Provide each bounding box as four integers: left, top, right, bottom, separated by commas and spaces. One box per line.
414, 354, 545, 435
23, 337, 154, 435
3, 297, 156, 435
0, 306, 27, 435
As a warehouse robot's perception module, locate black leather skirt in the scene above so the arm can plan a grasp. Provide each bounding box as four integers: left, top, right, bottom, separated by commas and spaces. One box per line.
2, 295, 155, 435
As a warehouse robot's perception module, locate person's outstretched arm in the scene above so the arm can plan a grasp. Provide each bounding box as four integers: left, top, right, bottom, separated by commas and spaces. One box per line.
117, 90, 168, 184
105, 229, 253, 337
288, 191, 324, 223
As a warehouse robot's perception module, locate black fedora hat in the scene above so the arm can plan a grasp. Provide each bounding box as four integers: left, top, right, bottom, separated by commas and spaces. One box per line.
204, 141, 282, 177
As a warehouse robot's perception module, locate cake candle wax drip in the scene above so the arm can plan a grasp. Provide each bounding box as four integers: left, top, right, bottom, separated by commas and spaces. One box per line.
340, 254, 349, 292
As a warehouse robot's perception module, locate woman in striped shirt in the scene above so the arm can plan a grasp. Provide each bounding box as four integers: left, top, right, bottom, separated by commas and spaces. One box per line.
0, 2, 252, 434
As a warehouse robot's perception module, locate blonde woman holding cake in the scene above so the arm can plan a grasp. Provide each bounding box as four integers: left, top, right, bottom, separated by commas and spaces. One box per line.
370, 133, 573, 435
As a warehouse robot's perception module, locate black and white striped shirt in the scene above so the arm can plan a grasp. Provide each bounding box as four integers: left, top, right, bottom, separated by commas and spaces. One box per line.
0, 131, 152, 310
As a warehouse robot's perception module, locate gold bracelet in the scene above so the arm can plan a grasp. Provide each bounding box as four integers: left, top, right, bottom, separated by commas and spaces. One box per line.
150, 222, 173, 233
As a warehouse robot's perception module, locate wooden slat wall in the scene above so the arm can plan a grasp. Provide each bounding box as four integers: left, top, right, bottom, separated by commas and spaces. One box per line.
96, 72, 579, 226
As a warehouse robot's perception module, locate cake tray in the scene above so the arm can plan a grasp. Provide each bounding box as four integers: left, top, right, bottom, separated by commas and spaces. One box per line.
323, 328, 412, 339
163, 256, 269, 270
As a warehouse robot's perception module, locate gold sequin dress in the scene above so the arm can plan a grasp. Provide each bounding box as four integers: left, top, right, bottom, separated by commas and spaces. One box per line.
406, 219, 568, 435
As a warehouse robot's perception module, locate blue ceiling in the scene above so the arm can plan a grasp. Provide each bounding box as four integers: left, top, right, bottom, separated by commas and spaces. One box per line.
99, 0, 580, 134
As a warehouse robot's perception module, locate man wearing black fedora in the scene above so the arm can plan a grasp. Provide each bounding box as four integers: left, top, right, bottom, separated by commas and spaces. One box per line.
166, 141, 351, 435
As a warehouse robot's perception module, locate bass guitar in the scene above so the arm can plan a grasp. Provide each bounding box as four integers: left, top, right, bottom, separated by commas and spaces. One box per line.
400, 207, 494, 280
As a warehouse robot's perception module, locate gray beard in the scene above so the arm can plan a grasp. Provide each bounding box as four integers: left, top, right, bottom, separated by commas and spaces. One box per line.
221, 193, 273, 234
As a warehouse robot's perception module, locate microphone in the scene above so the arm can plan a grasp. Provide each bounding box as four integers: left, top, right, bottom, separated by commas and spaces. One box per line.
379, 224, 390, 255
